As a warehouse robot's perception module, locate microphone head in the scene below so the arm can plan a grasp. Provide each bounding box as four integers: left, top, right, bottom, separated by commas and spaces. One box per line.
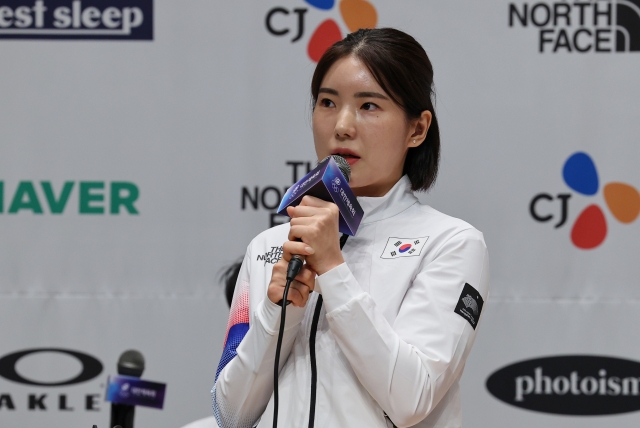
117, 350, 145, 378
327, 155, 351, 183
279, 154, 363, 235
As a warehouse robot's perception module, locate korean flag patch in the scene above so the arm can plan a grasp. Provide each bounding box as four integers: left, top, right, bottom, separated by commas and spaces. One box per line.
380, 237, 429, 259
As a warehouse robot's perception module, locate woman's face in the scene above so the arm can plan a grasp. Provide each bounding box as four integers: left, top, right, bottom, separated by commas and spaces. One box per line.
312, 55, 425, 197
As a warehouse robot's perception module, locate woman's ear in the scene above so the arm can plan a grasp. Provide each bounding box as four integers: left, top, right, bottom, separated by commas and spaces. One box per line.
408, 110, 432, 148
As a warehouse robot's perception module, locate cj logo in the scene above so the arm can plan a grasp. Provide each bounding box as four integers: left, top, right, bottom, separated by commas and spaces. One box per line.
265, 0, 377, 62
530, 152, 640, 249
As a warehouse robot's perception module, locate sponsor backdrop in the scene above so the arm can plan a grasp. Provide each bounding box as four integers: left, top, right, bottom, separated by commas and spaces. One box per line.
1, 0, 639, 427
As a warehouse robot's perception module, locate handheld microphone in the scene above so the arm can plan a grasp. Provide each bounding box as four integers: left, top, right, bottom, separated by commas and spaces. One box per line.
110, 350, 145, 428
277, 155, 363, 281
272, 155, 363, 428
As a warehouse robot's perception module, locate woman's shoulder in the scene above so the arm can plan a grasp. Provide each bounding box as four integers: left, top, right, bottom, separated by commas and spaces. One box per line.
417, 204, 487, 253
375, 202, 486, 260
399, 201, 482, 236
384, 204, 487, 273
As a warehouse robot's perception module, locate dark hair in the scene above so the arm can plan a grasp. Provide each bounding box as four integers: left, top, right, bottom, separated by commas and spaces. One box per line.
311, 28, 440, 192
220, 260, 242, 307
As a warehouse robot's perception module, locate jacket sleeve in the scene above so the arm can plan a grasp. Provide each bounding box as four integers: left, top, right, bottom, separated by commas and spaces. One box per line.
211, 244, 306, 428
315, 228, 489, 427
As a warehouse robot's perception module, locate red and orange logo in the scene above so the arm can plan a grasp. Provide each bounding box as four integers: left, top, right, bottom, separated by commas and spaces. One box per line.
265, 0, 377, 62
530, 152, 640, 249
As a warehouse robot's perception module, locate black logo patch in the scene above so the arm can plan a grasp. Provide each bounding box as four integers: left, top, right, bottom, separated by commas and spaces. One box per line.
454, 283, 484, 329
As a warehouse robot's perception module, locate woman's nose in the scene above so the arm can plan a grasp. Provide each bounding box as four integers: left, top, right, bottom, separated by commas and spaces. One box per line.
334, 107, 356, 140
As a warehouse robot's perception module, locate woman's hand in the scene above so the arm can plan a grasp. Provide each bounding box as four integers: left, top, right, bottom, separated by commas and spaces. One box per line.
286, 195, 345, 276
267, 239, 317, 307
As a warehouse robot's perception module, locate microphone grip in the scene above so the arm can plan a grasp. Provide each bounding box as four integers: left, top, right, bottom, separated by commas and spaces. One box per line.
275, 240, 305, 307
110, 403, 134, 428
286, 255, 304, 281
286, 237, 305, 281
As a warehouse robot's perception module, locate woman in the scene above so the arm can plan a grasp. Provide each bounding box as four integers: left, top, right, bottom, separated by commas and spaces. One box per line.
212, 28, 489, 428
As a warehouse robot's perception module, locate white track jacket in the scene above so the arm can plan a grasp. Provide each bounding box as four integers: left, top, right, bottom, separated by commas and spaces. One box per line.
212, 176, 489, 428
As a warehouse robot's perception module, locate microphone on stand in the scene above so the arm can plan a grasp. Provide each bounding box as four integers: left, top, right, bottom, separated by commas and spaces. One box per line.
110, 350, 145, 428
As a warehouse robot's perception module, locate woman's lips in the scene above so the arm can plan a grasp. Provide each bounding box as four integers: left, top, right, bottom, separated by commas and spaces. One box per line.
331, 150, 360, 166
344, 156, 359, 166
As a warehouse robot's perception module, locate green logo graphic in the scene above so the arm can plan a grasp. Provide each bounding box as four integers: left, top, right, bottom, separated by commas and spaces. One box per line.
0, 181, 139, 215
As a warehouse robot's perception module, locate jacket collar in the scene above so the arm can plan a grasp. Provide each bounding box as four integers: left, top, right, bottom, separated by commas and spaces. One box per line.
357, 176, 418, 225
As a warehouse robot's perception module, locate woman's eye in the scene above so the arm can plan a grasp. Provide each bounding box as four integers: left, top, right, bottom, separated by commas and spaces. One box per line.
319, 98, 335, 108
361, 102, 379, 111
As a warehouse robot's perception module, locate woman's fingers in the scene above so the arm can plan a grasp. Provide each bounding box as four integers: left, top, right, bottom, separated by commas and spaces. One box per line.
287, 280, 311, 307
288, 266, 316, 306
295, 265, 316, 289
284, 198, 343, 275
298, 195, 334, 208
287, 205, 320, 217
288, 221, 337, 244
289, 216, 315, 226
287, 204, 332, 219
267, 260, 316, 307
268, 261, 296, 305
288, 217, 315, 242
282, 239, 314, 261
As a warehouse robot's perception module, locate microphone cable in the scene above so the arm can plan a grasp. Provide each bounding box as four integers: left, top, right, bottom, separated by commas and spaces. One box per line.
272, 255, 303, 428
272, 234, 348, 428
273, 155, 352, 428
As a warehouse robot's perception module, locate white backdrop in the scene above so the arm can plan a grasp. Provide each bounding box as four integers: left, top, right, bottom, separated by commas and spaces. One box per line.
1, 0, 639, 427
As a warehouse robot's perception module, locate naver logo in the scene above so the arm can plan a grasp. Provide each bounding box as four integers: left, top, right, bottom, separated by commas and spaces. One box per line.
0, 181, 139, 215
0, 0, 153, 40
509, 0, 640, 52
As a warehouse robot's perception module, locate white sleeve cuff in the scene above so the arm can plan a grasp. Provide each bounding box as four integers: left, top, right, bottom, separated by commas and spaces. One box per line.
315, 263, 366, 313
256, 296, 306, 335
